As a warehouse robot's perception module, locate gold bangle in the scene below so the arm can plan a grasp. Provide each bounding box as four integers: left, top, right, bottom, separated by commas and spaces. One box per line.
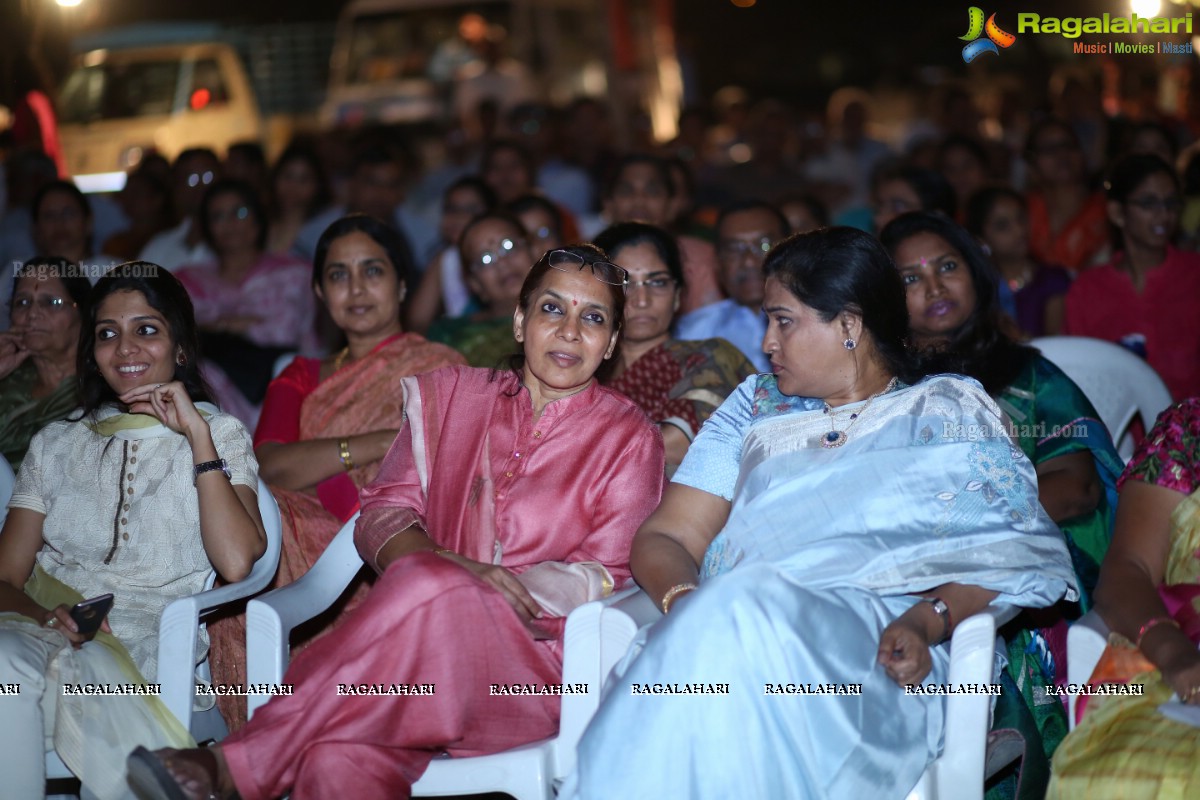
338, 438, 355, 471
1136, 616, 1180, 648
661, 582, 697, 614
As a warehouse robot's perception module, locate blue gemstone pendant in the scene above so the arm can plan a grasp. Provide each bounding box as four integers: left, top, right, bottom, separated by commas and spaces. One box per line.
822, 430, 847, 448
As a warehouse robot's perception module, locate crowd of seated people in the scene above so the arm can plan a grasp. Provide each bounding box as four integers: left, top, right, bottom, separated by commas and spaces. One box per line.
3, 76, 1200, 799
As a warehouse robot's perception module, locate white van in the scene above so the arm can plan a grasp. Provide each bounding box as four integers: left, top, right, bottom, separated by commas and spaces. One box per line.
57, 35, 262, 192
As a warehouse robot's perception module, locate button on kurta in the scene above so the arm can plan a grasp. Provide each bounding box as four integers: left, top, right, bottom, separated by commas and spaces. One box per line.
127, 487, 134, 495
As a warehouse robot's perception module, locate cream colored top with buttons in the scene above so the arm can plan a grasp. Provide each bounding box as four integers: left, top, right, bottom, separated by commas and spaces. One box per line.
8, 407, 258, 679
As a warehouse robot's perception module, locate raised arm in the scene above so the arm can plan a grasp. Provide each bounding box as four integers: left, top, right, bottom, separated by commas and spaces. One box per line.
123, 382, 266, 582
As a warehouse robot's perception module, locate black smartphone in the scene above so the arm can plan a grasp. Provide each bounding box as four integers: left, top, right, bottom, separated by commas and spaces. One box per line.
69, 593, 114, 636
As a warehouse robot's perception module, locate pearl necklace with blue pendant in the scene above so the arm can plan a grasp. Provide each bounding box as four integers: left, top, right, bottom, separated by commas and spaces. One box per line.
821, 377, 898, 449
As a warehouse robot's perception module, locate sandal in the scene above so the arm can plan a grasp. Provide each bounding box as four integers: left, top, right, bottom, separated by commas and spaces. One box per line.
127, 745, 235, 800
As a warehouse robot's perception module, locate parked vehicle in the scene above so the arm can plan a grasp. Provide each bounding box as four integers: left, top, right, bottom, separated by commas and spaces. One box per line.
58, 23, 332, 192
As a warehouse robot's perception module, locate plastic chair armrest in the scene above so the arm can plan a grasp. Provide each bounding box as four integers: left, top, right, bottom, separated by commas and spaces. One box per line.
1066, 609, 1110, 728
157, 481, 283, 730
245, 517, 363, 716
932, 610, 1000, 800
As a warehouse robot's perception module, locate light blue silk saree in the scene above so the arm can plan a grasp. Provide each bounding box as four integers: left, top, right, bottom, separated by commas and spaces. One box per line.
569, 375, 1078, 800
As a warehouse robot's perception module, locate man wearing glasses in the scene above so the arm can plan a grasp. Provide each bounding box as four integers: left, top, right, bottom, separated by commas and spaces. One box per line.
673, 201, 788, 372
138, 148, 221, 270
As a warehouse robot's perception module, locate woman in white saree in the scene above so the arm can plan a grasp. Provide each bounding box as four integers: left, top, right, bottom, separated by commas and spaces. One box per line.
567, 227, 1079, 799
0, 264, 265, 799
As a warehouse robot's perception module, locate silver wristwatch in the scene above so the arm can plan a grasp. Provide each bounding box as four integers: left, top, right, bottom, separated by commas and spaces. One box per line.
193, 458, 231, 486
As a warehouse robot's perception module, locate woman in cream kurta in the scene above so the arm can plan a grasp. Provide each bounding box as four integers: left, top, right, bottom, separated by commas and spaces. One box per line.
0, 265, 265, 800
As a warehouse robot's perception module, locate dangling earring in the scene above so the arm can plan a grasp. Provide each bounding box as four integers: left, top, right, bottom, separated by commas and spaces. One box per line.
843, 338, 857, 351
176, 351, 187, 367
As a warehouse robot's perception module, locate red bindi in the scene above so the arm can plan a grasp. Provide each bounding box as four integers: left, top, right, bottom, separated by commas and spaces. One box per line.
572, 299, 578, 306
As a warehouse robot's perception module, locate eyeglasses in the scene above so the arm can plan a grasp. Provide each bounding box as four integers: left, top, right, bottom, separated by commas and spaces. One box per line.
718, 237, 773, 261
627, 274, 677, 295
546, 249, 628, 286
210, 206, 251, 223
472, 237, 527, 272
1126, 195, 1182, 213
185, 171, 215, 188
12, 295, 76, 313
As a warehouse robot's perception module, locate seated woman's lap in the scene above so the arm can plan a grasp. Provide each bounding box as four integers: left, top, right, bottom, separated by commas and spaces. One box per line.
1049, 673, 1200, 798
224, 552, 565, 799
575, 563, 947, 798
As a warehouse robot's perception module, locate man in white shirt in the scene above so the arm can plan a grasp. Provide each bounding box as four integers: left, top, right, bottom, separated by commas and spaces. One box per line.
674, 200, 789, 372
138, 149, 220, 269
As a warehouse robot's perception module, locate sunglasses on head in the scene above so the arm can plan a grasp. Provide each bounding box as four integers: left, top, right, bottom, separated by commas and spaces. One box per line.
545, 249, 628, 287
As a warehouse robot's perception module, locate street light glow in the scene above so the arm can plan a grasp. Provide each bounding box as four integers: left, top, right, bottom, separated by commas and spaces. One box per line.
56, 0, 84, 7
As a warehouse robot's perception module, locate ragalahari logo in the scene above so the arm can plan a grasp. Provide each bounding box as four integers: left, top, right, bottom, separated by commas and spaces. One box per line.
961, 7, 1017, 62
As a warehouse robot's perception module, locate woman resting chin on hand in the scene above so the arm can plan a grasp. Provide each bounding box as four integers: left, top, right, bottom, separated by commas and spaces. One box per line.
0, 264, 264, 800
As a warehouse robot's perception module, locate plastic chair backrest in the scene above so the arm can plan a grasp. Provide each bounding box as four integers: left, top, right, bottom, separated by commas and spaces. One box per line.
1030, 336, 1173, 461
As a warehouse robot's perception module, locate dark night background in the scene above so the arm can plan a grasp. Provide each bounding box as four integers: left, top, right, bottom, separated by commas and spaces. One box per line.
2, 0, 1144, 111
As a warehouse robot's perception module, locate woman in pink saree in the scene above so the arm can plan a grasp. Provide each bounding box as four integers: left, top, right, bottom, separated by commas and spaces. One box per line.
129, 243, 665, 800
207, 214, 465, 729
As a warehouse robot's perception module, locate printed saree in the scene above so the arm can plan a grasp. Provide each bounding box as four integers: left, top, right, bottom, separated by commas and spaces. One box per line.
0, 360, 76, 472
1047, 401, 1200, 799
606, 338, 757, 441
988, 354, 1123, 799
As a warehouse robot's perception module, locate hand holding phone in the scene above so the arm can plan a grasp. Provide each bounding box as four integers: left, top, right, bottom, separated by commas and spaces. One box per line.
69, 593, 114, 637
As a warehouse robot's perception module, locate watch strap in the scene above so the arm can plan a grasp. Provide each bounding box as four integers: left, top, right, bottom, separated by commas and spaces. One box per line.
193, 458, 231, 486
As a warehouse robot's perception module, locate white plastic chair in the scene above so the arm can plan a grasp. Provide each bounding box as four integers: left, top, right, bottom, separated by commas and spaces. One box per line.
572, 587, 1017, 800
45, 477, 283, 793
1065, 609, 1110, 730
246, 514, 655, 800
905, 606, 1018, 800
1031, 336, 1173, 462
0, 457, 14, 525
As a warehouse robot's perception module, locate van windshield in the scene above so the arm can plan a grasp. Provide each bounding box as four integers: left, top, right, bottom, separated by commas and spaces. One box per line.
344, 4, 509, 86
59, 60, 180, 123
